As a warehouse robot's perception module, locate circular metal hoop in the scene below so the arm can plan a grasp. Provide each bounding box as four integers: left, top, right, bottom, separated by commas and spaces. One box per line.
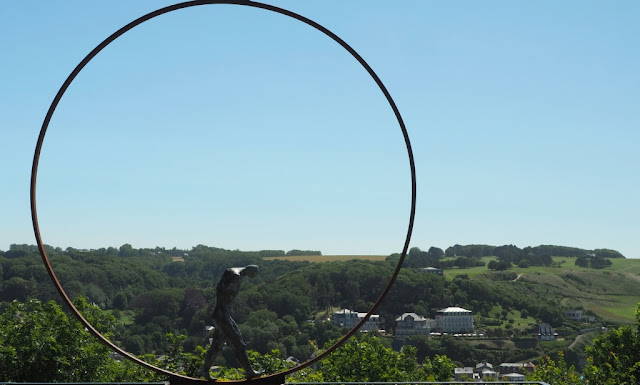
30, 1, 416, 383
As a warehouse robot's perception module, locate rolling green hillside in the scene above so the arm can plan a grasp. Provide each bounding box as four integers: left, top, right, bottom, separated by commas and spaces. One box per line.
444, 256, 640, 324
2, 243, 638, 366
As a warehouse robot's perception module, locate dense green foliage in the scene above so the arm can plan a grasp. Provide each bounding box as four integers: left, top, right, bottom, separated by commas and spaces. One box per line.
575, 255, 613, 269
443, 243, 624, 261
401, 334, 537, 367
392, 243, 623, 273
316, 333, 454, 382
0, 242, 618, 362
0, 299, 454, 382
5, 297, 637, 383
525, 304, 640, 385
526, 351, 582, 385
286, 249, 322, 256
0, 242, 633, 382
581, 306, 640, 384
0, 298, 160, 381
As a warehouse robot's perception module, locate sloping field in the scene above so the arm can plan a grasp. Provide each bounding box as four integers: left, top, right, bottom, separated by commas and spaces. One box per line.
444, 256, 640, 325
608, 257, 640, 274
523, 270, 640, 324
266, 254, 640, 323
587, 296, 640, 323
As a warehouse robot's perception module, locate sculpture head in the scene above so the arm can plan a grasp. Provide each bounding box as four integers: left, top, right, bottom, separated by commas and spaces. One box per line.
242, 264, 259, 278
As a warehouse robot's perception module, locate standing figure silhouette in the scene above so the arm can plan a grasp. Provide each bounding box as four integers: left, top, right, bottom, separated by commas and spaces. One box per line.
201, 265, 261, 380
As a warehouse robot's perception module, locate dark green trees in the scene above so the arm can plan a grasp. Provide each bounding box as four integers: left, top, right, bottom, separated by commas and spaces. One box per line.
575, 256, 613, 269
525, 303, 640, 385
317, 333, 453, 382
0, 298, 155, 381
582, 303, 640, 384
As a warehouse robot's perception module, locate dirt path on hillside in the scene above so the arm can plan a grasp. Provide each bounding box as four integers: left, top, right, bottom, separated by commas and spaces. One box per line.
513, 273, 523, 281
568, 333, 585, 350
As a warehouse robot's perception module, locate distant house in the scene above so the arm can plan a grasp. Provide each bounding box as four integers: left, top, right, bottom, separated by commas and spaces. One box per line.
333, 309, 359, 328
499, 363, 523, 374
565, 309, 583, 320
480, 369, 498, 381
418, 267, 443, 276
454, 367, 474, 381
361, 314, 382, 331
333, 309, 382, 331
435, 307, 474, 333
565, 309, 596, 323
453, 361, 502, 382
476, 361, 493, 372
536, 323, 556, 341
502, 372, 526, 381
453, 362, 497, 381
499, 362, 536, 374
395, 313, 433, 337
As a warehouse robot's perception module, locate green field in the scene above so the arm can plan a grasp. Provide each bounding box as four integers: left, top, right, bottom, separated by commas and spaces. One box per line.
441, 256, 640, 325
265, 254, 640, 324
491, 306, 537, 329
264, 254, 387, 263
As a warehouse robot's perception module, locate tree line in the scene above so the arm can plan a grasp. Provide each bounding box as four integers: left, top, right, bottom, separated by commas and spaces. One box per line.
2, 243, 571, 363
391, 243, 623, 271
0, 241, 629, 381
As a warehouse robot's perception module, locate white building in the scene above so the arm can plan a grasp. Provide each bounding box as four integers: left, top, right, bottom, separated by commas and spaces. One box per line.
418, 267, 443, 276
475, 362, 497, 381
454, 367, 474, 381
480, 369, 498, 381
333, 309, 359, 328
435, 307, 474, 333
333, 309, 382, 331
502, 373, 525, 382
395, 313, 434, 337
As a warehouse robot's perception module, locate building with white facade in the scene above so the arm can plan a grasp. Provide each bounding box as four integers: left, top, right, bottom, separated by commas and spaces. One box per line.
333, 309, 359, 328
333, 309, 382, 331
435, 307, 474, 333
502, 373, 525, 382
395, 313, 435, 337
454, 367, 474, 381
418, 267, 444, 276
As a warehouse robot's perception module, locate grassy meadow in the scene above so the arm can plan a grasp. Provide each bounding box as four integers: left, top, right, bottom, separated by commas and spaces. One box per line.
263, 254, 640, 325
441, 256, 640, 325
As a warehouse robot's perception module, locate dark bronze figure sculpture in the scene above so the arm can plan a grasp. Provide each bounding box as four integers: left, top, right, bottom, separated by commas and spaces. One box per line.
202, 265, 261, 380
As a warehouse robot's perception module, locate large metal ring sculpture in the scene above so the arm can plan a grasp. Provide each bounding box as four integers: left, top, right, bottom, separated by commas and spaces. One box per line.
30, 1, 416, 384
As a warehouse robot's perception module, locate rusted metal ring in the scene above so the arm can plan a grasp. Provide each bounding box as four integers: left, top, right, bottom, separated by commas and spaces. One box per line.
30, 1, 416, 384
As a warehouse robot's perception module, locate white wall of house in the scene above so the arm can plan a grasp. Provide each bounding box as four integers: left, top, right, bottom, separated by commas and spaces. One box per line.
333, 309, 381, 331
435, 307, 474, 333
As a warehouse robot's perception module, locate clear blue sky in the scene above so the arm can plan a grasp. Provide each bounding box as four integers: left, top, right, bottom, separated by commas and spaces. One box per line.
2, 1, 639, 257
